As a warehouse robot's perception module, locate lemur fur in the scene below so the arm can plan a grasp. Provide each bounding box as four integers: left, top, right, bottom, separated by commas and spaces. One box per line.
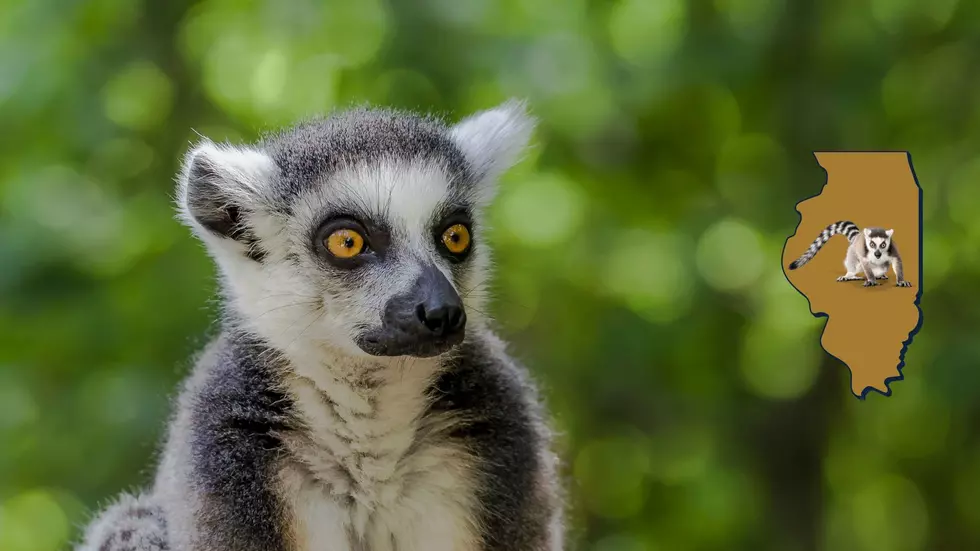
75, 100, 565, 551
788, 220, 912, 287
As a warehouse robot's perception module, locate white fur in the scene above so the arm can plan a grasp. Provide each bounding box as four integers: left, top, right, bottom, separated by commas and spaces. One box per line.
214, 157, 497, 364
451, 99, 535, 203
838, 229, 897, 282
276, 330, 481, 550
155, 103, 545, 550
176, 142, 491, 551
176, 139, 278, 240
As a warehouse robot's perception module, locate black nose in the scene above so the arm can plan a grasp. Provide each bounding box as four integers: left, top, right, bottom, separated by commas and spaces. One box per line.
874, 251, 881, 258
411, 264, 466, 337
415, 302, 466, 336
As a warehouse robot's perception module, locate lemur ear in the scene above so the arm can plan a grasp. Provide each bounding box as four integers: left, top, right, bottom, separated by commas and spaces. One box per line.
177, 139, 276, 241
864, 228, 872, 237
450, 99, 536, 186
886, 229, 894, 238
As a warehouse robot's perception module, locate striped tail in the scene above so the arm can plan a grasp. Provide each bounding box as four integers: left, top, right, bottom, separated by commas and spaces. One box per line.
788, 220, 859, 270
75, 493, 169, 551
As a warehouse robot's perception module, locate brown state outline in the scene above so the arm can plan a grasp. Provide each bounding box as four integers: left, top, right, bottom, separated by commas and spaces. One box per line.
782, 152, 922, 398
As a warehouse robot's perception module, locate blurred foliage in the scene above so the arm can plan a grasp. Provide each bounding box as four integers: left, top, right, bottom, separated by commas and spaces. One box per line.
0, 0, 975, 549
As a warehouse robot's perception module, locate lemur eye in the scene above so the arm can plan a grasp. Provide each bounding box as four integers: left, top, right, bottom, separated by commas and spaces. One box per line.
325, 229, 365, 258
441, 224, 471, 255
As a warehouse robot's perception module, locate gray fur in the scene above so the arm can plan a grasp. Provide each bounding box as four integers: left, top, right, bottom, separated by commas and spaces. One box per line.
433, 338, 562, 550
260, 107, 474, 207
74, 493, 168, 551
76, 101, 562, 551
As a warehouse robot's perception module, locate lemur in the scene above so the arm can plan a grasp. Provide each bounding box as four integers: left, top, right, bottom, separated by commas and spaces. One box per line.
76, 100, 564, 551
788, 220, 912, 287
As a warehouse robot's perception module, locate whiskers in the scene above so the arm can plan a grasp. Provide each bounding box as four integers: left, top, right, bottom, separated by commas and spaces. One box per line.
250, 291, 323, 320
252, 304, 328, 366
456, 280, 531, 320
247, 291, 327, 364
253, 300, 320, 322
282, 307, 328, 356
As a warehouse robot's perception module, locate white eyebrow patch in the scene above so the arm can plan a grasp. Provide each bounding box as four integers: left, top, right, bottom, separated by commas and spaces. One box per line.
301, 159, 454, 248
356, 159, 451, 226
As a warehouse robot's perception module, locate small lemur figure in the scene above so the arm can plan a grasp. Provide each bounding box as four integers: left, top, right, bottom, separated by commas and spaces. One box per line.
76, 100, 564, 551
788, 220, 912, 288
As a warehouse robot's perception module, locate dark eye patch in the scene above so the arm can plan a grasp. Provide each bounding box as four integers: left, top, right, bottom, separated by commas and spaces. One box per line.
434, 210, 474, 263
311, 215, 390, 269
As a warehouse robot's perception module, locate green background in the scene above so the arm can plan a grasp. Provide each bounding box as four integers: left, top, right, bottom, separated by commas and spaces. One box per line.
0, 0, 971, 549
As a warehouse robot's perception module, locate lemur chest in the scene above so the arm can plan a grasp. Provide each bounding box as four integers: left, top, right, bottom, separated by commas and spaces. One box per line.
867, 255, 891, 276
279, 375, 481, 551
281, 438, 480, 551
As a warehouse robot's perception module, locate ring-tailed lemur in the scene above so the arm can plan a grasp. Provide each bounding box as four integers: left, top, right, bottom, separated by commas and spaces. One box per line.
788, 220, 912, 287
76, 100, 564, 551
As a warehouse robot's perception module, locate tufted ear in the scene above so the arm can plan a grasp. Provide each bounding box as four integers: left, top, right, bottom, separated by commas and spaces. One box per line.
451, 99, 536, 188
886, 228, 894, 238
176, 139, 277, 243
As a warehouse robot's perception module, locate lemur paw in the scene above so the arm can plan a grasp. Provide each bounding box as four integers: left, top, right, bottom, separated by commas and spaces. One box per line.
836, 276, 849, 282
863, 280, 878, 287
896, 281, 912, 287
876, 274, 888, 280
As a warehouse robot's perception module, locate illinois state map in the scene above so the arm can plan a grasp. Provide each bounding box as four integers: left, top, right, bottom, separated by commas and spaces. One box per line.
782, 152, 923, 398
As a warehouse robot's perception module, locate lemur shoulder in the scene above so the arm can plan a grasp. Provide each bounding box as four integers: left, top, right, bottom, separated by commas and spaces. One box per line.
788, 220, 913, 288
76, 101, 565, 551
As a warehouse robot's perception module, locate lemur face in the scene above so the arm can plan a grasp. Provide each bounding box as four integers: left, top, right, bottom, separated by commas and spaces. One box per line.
863, 227, 894, 261
177, 101, 534, 358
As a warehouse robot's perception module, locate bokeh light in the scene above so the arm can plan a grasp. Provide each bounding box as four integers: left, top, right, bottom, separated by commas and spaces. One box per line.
0, 0, 973, 549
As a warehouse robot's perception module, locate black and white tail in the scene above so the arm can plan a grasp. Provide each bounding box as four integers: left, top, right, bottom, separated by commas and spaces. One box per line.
75, 493, 169, 551
788, 220, 859, 270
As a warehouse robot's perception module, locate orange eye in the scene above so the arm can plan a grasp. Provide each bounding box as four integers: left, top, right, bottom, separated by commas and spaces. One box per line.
441, 224, 471, 254
325, 229, 365, 258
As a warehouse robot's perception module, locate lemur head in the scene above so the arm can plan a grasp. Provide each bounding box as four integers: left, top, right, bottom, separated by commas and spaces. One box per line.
863, 227, 894, 260
176, 100, 534, 359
